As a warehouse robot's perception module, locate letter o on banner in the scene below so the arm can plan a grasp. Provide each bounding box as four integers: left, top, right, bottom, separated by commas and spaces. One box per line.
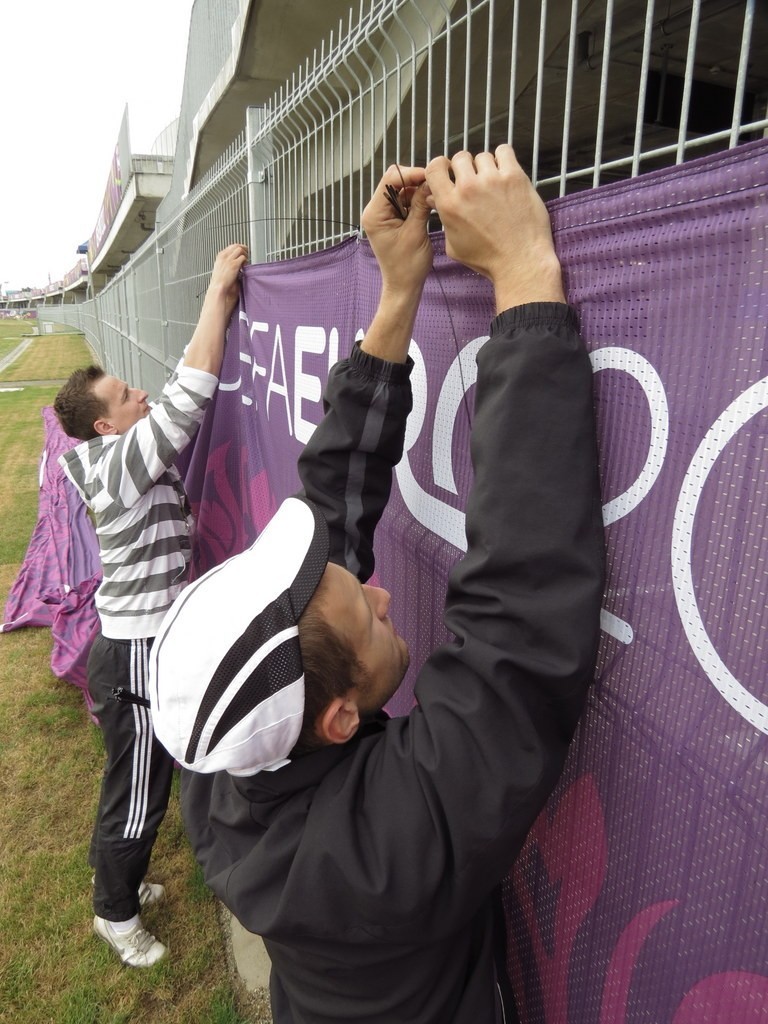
589, 347, 669, 526
671, 377, 768, 734
397, 340, 469, 552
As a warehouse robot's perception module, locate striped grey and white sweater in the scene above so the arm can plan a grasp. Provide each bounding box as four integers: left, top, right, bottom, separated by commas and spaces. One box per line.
59, 364, 217, 640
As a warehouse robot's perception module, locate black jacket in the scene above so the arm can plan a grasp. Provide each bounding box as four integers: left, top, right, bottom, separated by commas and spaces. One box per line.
181, 303, 605, 1023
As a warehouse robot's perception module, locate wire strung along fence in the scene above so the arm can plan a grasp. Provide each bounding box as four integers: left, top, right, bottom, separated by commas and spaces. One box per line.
39, 0, 766, 389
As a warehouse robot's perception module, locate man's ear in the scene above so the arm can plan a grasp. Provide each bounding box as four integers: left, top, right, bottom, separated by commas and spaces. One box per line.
93, 417, 117, 436
316, 692, 361, 746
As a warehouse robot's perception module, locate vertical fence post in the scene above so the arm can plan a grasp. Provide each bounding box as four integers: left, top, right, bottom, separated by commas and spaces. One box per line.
154, 235, 169, 369
84, 257, 101, 363
127, 260, 138, 349
118, 277, 129, 382
91, 279, 107, 371
730, 0, 755, 149
247, 105, 274, 264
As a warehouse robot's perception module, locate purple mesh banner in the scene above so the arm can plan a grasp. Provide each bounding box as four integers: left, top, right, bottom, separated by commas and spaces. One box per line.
184, 140, 768, 1022
501, 142, 768, 1024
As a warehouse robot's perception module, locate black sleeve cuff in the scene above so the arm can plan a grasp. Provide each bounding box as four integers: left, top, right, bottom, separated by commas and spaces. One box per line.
349, 340, 414, 385
490, 302, 579, 337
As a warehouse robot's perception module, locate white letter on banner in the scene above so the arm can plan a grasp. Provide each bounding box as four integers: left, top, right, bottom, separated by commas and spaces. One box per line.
328, 328, 339, 370
220, 317, 268, 406
589, 348, 669, 526
394, 340, 487, 552
432, 337, 488, 493
590, 348, 669, 647
217, 312, 251, 400
248, 322, 269, 374
671, 376, 768, 734
294, 327, 326, 445
246, 320, 269, 407
266, 324, 293, 435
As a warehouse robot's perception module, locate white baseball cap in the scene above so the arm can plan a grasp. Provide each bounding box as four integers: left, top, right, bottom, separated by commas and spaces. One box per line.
149, 496, 329, 776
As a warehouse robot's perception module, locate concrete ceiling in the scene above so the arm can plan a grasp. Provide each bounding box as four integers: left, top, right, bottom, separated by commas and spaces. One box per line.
525, 0, 768, 191
189, 0, 767, 196
191, 0, 356, 183
90, 162, 174, 280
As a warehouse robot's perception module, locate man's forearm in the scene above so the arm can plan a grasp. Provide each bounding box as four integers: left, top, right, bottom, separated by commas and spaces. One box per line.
444, 303, 604, 698
298, 345, 412, 578
301, 281, 421, 574
182, 244, 247, 377
360, 284, 424, 364
182, 285, 232, 376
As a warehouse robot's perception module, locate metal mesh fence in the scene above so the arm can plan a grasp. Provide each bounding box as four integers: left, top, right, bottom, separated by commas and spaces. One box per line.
38, 0, 766, 391
43, 134, 250, 389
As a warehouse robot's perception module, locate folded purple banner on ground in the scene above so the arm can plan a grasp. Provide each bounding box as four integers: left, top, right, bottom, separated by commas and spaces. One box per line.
2, 407, 101, 709
183, 139, 768, 1023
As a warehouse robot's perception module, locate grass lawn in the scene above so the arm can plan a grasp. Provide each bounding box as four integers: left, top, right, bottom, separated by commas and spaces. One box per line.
0, 368, 271, 1022
0, 320, 36, 341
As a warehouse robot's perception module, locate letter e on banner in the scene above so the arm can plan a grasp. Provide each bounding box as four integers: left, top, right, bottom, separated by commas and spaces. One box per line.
266, 324, 293, 434
294, 326, 326, 444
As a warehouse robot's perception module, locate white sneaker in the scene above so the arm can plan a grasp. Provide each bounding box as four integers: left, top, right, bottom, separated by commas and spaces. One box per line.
93, 916, 167, 967
138, 880, 166, 907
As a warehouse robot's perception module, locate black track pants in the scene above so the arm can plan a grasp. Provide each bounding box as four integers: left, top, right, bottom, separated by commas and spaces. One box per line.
87, 634, 174, 921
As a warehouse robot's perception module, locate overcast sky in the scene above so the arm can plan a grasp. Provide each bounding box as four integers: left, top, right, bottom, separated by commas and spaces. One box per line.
1, 0, 193, 292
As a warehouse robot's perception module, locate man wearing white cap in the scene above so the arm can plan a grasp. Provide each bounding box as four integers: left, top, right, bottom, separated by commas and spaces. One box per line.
151, 148, 604, 1022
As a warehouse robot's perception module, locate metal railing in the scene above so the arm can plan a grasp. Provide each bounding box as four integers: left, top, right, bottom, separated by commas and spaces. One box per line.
248, 0, 766, 258
46, 134, 250, 396
39, 0, 766, 389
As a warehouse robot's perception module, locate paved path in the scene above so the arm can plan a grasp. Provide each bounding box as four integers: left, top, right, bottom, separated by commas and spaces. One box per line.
0, 337, 35, 375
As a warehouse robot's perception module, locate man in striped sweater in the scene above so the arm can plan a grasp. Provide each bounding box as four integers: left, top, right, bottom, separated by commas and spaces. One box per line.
54, 243, 247, 967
